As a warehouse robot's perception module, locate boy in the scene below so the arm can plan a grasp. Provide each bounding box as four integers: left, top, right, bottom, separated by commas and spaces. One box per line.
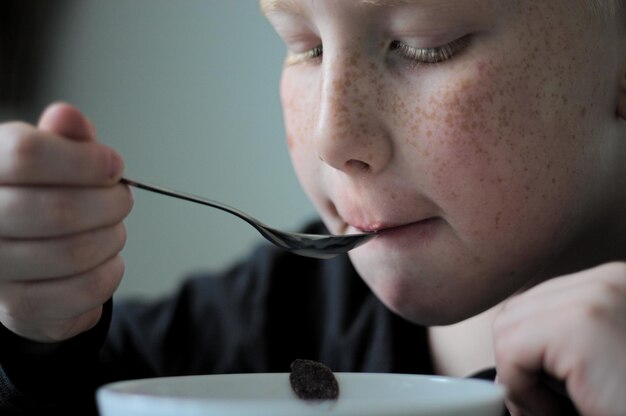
0, 0, 624, 415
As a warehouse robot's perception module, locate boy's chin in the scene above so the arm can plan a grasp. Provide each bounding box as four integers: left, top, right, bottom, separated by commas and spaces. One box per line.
352, 258, 512, 326
374, 282, 495, 326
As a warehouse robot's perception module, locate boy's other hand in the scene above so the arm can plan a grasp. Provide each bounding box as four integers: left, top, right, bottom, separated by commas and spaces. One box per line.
0, 103, 133, 343
493, 262, 626, 416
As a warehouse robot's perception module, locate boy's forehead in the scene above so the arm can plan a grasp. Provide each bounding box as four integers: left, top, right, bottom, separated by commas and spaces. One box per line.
260, 0, 429, 14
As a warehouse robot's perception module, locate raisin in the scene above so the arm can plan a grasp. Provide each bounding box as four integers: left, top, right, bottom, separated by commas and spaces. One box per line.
289, 359, 339, 401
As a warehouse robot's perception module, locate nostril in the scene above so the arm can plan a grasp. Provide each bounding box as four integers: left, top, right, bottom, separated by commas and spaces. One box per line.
345, 159, 371, 172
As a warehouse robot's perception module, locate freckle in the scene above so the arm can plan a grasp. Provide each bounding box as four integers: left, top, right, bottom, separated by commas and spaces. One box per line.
580, 107, 587, 117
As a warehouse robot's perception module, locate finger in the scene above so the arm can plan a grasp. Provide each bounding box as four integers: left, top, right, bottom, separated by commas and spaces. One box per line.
0, 255, 124, 332
0, 122, 123, 185
0, 184, 133, 238
497, 271, 605, 335
494, 304, 563, 379
0, 223, 126, 281
37, 102, 96, 143
497, 266, 626, 347
503, 378, 579, 416
496, 296, 625, 416
504, 384, 573, 416
496, 264, 626, 416
0, 302, 105, 344
44, 304, 105, 343
494, 314, 579, 415
510, 263, 622, 302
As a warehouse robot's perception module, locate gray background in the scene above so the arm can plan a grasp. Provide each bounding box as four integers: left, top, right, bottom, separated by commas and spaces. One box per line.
3, 1, 316, 298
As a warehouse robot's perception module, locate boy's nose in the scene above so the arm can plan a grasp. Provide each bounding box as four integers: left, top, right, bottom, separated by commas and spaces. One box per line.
314, 56, 393, 175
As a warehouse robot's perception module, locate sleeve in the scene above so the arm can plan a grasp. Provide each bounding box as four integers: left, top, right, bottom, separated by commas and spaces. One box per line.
98, 237, 431, 379
0, 219, 411, 414
0, 240, 302, 415
0, 299, 113, 415
98, 243, 293, 380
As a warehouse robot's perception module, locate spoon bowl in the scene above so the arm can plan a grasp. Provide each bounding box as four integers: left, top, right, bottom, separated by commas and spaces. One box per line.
121, 178, 375, 259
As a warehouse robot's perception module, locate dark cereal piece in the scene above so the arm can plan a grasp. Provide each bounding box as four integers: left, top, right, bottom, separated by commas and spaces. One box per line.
289, 359, 339, 401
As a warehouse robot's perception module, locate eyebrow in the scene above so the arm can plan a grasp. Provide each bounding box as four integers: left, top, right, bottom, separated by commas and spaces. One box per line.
260, 0, 424, 15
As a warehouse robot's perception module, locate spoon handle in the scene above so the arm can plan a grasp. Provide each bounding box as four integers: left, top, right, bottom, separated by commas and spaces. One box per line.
120, 177, 256, 226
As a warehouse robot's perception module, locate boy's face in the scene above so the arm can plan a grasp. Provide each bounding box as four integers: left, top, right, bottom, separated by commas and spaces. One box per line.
264, 0, 626, 324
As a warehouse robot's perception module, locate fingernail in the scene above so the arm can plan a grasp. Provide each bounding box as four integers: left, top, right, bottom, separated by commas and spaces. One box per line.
109, 151, 123, 179
86, 118, 98, 140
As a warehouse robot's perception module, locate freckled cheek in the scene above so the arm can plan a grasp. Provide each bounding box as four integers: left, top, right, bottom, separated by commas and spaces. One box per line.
280, 72, 316, 152
415, 107, 573, 248
404, 84, 538, 240
423, 130, 512, 207
280, 73, 324, 199
405, 98, 507, 199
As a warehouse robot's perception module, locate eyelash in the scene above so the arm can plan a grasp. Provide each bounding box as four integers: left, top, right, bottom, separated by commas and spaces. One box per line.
286, 35, 471, 66
390, 35, 472, 65
286, 45, 323, 66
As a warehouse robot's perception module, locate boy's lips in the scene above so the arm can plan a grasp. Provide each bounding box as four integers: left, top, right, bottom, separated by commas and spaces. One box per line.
348, 218, 436, 234
326, 192, 439, 236
343, 217, 442, 252
334, 203, 438, 235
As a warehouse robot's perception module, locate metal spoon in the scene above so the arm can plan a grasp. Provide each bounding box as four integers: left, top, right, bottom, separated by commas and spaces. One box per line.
121, 178, 376, 259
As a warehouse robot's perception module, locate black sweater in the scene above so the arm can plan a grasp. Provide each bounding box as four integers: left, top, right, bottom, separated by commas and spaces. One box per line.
0, 221, 434, 415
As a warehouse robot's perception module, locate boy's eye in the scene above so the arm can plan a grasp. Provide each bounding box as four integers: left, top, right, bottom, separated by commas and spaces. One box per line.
285, 44, 323, 66
390, 35, 472, 65
284, 35, 472, 67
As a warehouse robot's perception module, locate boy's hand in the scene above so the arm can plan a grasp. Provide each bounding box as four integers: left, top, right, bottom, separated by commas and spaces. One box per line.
0, 103, 133, 343
493, 262, 626, 416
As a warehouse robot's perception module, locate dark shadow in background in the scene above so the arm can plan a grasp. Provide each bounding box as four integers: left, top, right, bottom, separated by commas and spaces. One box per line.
0, 0, 67, 116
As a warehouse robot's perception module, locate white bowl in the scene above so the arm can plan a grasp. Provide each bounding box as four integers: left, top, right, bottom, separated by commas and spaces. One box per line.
97, 372, 504, 416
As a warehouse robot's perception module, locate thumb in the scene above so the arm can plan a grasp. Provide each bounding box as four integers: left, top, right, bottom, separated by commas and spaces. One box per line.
37, 102, 97, 142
